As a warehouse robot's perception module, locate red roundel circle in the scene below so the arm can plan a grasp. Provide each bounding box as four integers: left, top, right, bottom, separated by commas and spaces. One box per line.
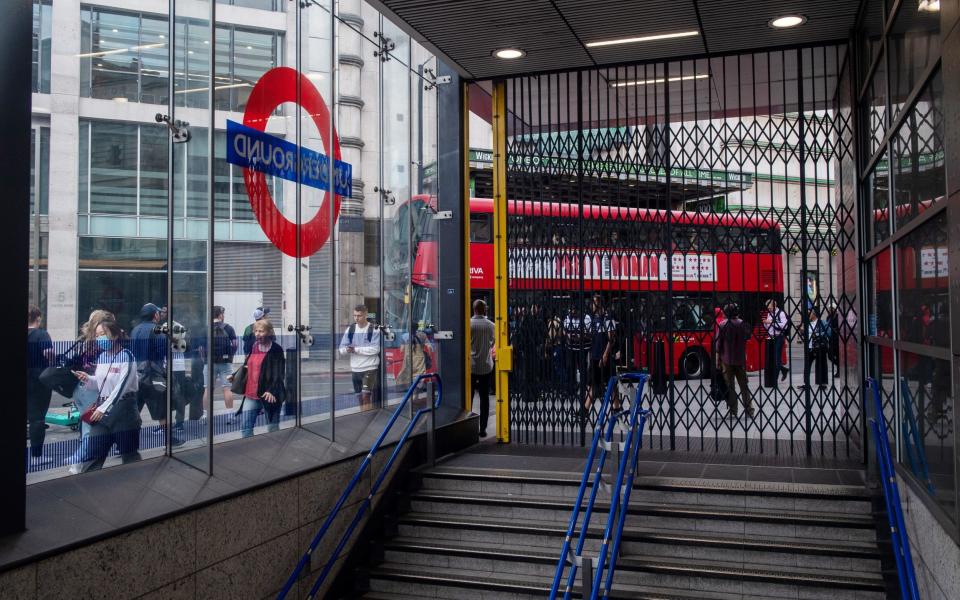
242, 67, 343, 258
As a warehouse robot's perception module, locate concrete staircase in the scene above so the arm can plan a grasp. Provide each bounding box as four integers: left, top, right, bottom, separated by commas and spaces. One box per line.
344, 462, 891, 599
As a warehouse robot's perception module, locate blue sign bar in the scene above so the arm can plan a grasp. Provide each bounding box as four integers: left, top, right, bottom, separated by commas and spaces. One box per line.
226, 119, 352, 197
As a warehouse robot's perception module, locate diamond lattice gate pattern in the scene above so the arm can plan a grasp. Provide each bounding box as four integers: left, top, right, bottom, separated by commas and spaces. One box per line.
502, 46, 861, 457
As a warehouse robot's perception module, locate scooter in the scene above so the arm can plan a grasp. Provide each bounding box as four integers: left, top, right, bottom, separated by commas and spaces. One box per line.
45, 401, 81, 431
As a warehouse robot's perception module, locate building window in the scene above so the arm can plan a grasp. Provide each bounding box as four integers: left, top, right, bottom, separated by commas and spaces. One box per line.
216, 0, 284, 11
364, 219, 381, 267
30, 127, 49, 216
80, 8, 282, 110
32, 0, 51, 94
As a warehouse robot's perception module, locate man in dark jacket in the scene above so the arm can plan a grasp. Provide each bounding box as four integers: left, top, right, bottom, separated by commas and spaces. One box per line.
131, 303, 182, 445
714, 303, 755, 419
27, 305, 53, 466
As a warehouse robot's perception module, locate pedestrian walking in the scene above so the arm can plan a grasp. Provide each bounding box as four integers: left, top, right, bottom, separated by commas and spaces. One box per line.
339, 304, 381, 411
763, 299, 790, 382
70, 319, 141, 472
230, 319, 286, 438
714, 303, 755, 419
470, 299, 495, 437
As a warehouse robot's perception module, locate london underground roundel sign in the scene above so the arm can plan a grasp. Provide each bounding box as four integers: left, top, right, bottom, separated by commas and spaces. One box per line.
225, 67, 353, 258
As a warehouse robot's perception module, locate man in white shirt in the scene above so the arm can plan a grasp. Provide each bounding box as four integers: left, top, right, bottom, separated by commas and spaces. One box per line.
339, 304, 381, 411
763, 299, 790, 383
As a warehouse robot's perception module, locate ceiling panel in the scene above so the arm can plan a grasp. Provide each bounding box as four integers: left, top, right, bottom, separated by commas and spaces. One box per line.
372, 0, 861, 80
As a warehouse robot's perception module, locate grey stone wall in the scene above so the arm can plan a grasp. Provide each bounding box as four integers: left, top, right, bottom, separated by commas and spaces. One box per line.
0, 449, 407, 600
898, 481, 960, 600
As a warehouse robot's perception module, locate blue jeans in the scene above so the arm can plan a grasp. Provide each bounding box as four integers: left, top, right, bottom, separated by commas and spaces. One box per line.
241, 396, 280, 438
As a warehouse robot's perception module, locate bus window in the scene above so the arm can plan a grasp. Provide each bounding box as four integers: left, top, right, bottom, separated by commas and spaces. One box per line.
470, 213, 493, 243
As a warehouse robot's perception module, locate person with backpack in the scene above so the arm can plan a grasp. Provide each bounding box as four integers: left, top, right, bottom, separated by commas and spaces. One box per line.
763, 298, 790, 383
714, 303, 755, 419
201, 305, 238, 422
130, 303, 173, 446
339, 304, 381, 411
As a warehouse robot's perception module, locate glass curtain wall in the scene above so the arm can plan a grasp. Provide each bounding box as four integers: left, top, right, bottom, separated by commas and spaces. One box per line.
859, 1, 956, 528
26, 0, 442, 483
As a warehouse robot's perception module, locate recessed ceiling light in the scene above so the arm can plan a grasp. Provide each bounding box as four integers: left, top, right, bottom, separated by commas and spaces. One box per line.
159, 34, 165, 39
918, 0, 940, 12
612, 73, 709, 88
769, 15, 806, 28
113, 97, 128, 103
112, 28, 118, 33
585, 30, 699, 48
493, 48, 525, 59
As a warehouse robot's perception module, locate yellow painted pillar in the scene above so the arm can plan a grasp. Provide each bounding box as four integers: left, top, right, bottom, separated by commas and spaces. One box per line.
492, 81, 511, 443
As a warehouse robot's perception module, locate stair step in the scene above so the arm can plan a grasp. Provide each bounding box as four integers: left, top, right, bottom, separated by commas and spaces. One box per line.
367, 564, 781, 600
398, 512, 881, 553
381, 537, 884, 590
419, 467, 875, 514
409, 489, 876, 528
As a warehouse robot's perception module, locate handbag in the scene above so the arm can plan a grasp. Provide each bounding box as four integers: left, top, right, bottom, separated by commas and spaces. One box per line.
229, 363, 248, 396
38, 339, 86, 398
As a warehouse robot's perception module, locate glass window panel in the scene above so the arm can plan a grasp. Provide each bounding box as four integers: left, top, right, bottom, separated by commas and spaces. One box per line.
214, 26, 232, 111
39, 127, 49, 214
898, 350, 955, 521
78, 121, 90, 213
176, 19, 212, 109
139, 15, 169, 105
863, 52, 887, 160
889, 2, 940, 116
185, 126, 209, 218
867, 248, 893, 338
32, 0, 51, 93
896, 211, 949, 347
858, 0, 884, 89
29, 130, 36, 216
85, 11, 141, 101
213, 130, 230, 219
89, 121, 138, 215
891, 73, 944, 231
140, 125, 169, 217
868, 160, 890, 247
218, 0, 281, 10
231, 29, 278, 112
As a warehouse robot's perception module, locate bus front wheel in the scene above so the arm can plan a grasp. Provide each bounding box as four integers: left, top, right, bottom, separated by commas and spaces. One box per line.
679, 349, 710, 380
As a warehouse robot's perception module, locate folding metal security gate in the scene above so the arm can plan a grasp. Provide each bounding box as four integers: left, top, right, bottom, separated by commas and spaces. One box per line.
502, 45, 861, 457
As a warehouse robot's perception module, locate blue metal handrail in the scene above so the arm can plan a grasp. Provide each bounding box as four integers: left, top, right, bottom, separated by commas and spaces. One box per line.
597, 386, 648, 599
866, 377, 920, 600
549, 373, 648, 600
277, 373, 442, 600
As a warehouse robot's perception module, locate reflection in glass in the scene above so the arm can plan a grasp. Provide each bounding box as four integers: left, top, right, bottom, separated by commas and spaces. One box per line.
32, 0, 52, 94
889, 3, 940, 116
868, 161, 890, 246
88, 121, 138, 215
898, 351, 955, 519
891, 73, 944, 231
863, 52, 887, 160
895, 212, 949, 347
867, 249, 892, 338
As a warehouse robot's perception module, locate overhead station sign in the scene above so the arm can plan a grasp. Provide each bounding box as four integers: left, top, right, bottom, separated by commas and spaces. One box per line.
226, 67, 352, 258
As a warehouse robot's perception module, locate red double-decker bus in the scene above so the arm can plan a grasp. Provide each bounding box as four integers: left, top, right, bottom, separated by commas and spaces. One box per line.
465, 197, 784, 378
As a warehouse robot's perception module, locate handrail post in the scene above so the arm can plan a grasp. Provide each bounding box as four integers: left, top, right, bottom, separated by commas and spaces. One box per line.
427, 378, 437, 466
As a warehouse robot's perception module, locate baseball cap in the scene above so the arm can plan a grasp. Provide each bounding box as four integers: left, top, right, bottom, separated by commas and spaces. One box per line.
252, 306, 271, 320
140, 303, 161, 318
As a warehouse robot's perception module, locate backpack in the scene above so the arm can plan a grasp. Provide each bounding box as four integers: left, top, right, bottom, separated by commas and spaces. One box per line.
347, 323, 375, 345
212, 322, 232, 363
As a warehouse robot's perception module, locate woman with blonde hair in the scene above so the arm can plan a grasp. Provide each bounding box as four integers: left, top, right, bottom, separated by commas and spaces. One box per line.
229, 319, 286, 438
